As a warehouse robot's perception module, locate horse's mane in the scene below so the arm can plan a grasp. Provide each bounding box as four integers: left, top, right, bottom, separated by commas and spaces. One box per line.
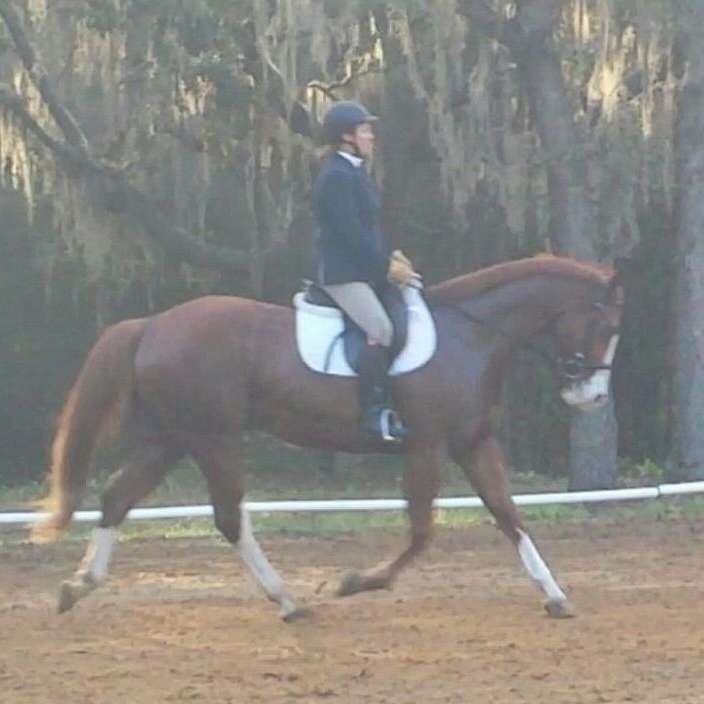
426, 255, 614, 305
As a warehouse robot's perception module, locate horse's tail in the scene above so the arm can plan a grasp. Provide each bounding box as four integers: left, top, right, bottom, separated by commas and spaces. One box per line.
31, 317, 148, 544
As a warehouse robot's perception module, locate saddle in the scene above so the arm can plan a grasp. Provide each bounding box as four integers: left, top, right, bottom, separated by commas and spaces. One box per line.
293, 283, 436, 377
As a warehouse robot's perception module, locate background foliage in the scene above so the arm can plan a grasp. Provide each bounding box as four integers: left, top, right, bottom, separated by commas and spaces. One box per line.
0, 0, 683, 486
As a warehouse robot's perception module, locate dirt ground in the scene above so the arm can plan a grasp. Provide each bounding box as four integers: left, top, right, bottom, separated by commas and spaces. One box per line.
2, 516, 704, 704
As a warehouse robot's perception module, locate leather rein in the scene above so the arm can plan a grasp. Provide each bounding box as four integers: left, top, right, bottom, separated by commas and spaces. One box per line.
438, 302, 617, 381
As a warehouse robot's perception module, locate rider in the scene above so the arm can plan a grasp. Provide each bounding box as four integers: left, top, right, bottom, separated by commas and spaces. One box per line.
313, 100, 420, 443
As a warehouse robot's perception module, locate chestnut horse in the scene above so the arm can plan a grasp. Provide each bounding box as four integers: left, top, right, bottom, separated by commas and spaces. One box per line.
33, 255, 622, 620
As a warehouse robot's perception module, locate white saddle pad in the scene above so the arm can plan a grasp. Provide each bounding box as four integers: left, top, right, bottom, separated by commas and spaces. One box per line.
293, 286, 436, 377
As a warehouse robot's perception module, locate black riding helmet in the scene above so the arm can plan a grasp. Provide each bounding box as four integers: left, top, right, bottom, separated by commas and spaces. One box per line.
322, 101, 378, 146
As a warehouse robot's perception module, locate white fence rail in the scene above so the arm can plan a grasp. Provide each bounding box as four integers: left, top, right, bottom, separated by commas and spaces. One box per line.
2, 481, 704, 526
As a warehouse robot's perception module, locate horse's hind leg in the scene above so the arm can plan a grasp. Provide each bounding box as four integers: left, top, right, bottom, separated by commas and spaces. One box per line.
196, 439, 304, 621
58, 444, 177, 614
338, 443, 442, 596
452, 433, 574, 618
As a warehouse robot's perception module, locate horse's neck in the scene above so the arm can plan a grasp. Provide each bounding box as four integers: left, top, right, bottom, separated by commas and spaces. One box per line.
456, 275, 593, 340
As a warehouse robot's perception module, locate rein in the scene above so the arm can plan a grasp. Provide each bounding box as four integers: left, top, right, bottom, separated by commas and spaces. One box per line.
438, 303, 614, 380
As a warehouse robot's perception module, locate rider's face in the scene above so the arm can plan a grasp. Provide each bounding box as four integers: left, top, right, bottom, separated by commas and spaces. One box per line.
345, 122, 375, 158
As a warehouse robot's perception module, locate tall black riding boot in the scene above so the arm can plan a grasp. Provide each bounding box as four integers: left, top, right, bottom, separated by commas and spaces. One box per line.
357, 344, 408, 443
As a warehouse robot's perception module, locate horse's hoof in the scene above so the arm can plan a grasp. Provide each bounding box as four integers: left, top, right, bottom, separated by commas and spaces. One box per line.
544, 598, 576, 619
338, 571, 390, 596
337, 572, 365, 597
57, 581, 77, 615
282, 605, 314, 623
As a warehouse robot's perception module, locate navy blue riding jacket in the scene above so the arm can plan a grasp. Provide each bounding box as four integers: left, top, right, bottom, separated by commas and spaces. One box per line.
313, 152, 391, 288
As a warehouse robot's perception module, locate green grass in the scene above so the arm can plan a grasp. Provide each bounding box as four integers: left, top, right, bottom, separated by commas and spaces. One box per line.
0, 448, 568, 512
3, 494, 704, 549
3, 441, 703, 547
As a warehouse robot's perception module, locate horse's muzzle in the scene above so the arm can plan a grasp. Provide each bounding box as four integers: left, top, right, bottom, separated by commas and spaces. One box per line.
560, 374, 610, 410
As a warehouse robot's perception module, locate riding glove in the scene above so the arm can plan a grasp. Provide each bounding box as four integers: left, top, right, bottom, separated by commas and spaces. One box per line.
388, 250, 421, 287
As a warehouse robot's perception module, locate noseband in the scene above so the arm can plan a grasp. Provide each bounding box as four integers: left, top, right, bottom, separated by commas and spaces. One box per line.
558, 352, 613, 381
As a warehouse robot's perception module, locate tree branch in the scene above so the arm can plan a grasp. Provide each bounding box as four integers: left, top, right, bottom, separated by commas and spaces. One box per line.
457, 0, 560, 54
0, 85, 82, 162
0, 0, 89, 152
0, 86, 253, 272
456, 0, 505, 42
0, 6, 256, 274
307, 64, 387, 100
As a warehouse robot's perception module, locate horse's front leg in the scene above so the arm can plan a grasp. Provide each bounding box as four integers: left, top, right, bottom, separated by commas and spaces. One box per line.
452, 433, 574, 618
238, 503, 308, 621
337, 443, 442, 596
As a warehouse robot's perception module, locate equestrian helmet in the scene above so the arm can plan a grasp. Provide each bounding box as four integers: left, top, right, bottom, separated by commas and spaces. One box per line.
322, 101, 378, 145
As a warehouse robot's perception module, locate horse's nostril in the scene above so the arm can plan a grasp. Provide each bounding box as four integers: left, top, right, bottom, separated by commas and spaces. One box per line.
594, 393, 608, 404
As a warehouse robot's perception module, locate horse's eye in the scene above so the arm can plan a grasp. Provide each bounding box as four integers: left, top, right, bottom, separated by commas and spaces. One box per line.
562, 354, 585, 379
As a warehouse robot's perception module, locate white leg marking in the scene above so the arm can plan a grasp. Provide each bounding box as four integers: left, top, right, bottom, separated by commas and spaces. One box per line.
238, 505, 298, 617
77, 527, 117, 583
517, 529, 566, 602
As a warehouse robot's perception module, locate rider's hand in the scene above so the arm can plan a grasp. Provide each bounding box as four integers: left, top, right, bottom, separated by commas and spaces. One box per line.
388, 250, 422, 287
391, 249, 414, 269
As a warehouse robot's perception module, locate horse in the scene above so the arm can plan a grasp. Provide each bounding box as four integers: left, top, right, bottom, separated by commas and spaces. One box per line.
32, 255, 623, 621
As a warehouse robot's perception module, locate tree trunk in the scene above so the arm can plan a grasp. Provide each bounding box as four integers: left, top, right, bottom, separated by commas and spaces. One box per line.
672, 1, 704, 480
460, 0, 618, 488
520, 7, 618, 490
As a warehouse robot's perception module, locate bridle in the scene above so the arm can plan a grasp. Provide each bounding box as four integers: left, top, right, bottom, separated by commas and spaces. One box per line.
440, 300, 620, 382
